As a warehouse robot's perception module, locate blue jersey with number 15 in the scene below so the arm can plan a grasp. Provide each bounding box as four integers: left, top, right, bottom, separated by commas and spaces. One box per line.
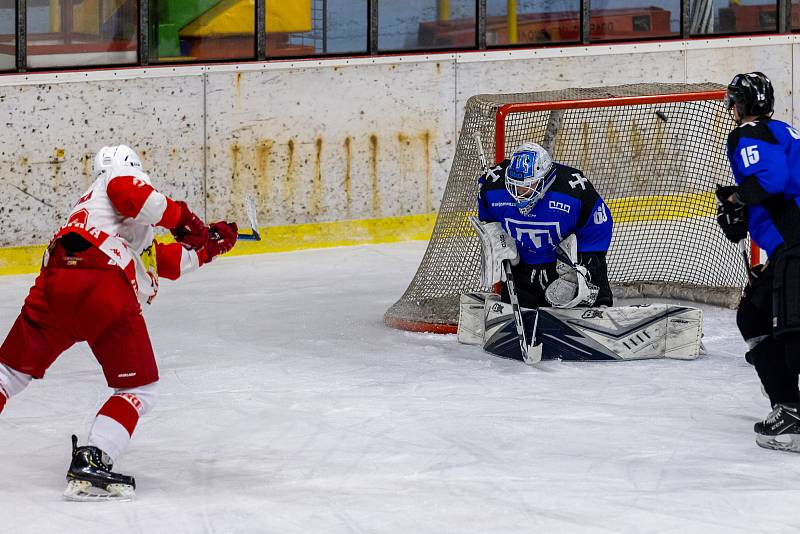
726, 117, 800, 255
478, 160, 613, 265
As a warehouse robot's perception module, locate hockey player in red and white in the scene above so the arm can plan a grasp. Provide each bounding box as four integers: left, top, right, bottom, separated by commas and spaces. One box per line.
0, 145, 238, 501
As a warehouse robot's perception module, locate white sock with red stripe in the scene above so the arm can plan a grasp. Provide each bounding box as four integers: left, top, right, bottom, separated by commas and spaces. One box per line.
87, 383, 157, 464
0, 363, 32, 415
88, 395, 140, 463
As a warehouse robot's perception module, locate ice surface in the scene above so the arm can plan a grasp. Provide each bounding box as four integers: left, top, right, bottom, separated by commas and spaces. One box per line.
1, 241, 799, 533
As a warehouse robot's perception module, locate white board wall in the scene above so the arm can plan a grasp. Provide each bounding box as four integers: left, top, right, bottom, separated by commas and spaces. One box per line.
0, 36, 794, 247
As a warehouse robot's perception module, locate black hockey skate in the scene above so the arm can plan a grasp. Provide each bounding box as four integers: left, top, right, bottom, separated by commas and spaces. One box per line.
754, 403, 800, 453
64, 435, 136, 501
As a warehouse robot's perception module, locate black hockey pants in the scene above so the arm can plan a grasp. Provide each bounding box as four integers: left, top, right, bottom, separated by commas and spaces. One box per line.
737, 249, 800, 406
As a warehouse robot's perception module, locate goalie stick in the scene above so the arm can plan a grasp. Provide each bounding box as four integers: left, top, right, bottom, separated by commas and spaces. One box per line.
471, 132, 540, 364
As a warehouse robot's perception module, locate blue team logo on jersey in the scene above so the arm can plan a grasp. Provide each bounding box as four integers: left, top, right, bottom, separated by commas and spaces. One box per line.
505, 219, 563, 250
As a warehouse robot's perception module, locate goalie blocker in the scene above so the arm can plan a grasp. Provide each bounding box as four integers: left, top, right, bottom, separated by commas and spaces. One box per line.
458, 293, 703, 362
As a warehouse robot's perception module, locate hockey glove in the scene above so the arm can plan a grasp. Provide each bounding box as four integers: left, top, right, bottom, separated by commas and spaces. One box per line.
715, 184, 747, 243
469, 217, 519, 288
199, 221, 238, 264
544, 261, 599, 308
171, 201, 209, 251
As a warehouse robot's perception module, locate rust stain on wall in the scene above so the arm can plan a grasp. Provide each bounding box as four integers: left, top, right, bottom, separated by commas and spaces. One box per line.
630, 119, 642, 160
229, 142, 245, 216
81, 153, 92, 186
255, 139, 273, 219
580, 122, 590, 170
605, 119, 619, 163
309, 138, 323, 217
343, 137, 352, 216
283, 139, 295, 209
654, 117, 666, 158
370, 134, 380, 216
235, 72, 242, 102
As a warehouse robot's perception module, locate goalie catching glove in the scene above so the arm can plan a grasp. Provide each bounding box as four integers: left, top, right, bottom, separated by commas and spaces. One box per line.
543, 260, 599, 308
541, 234, 599, 308
469, 217, 519, 287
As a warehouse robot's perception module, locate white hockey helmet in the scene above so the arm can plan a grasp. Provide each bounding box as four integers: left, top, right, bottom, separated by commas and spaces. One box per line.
505, 142, 554, 213
92, 145, 143, 179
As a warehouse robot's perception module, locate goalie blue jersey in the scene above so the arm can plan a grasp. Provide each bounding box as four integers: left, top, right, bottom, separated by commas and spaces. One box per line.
726, 117, 800, 255
478, 160, 613, 265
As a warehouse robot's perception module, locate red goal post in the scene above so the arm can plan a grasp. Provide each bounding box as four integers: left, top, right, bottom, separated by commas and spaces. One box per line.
386, 84, 750, 334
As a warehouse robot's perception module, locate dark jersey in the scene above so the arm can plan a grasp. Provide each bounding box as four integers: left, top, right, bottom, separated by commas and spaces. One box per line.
478, 160, 613, 266
727, 117, 800, 254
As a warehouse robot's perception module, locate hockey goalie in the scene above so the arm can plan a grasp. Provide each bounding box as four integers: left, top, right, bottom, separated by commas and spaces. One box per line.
458, 142, 703, 364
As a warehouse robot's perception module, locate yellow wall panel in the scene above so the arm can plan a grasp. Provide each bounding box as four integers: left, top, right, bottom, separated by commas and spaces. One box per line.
181, 0, 311, 37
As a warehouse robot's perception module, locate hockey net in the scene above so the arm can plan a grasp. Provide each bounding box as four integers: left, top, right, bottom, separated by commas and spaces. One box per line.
385, 83, 748, 334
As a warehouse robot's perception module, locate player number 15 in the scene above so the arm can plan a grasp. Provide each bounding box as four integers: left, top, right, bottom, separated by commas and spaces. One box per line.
740, 145, 759, 168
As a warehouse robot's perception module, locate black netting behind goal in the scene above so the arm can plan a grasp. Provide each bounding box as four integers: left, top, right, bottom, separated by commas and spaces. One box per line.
385, 83, 747, 333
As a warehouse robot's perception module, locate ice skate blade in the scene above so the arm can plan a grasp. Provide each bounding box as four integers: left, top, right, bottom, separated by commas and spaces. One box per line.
755, 433, 800, 453
63, 479, 135, 502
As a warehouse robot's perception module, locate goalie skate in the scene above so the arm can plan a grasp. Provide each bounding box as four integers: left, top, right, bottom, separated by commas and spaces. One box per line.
63, 435, 136, 502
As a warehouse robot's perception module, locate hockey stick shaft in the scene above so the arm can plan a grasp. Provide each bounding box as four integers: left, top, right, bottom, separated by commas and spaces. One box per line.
503, 260, 539, 363
471, 132, 537, 363
738, 238, 750, 274
473, 131, 489, 173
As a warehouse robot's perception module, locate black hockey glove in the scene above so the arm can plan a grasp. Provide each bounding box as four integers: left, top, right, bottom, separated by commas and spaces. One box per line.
715, 184, 748, 243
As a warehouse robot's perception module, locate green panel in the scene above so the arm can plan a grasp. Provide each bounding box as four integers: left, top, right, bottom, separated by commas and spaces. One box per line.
155, 0, 224, 58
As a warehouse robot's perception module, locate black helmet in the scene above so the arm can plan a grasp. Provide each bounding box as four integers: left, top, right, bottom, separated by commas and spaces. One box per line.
726, 72, 774, 121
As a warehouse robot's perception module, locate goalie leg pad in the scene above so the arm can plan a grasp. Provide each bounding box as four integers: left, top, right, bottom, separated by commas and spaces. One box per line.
457, 293, 498, 346
536, 304, 703, 361
481, 304, 702, 362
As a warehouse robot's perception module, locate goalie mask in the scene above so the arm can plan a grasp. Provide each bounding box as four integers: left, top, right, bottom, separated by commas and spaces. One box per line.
505, 142, 554, 215
92, 145, 143, 179
726, 72, 774, 124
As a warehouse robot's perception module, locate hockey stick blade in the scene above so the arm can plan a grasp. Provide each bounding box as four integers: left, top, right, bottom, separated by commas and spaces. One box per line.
237, 232, 261, 241
238, 194, 262, 241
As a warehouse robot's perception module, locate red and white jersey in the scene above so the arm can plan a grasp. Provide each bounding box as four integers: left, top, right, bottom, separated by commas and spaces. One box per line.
50, 166, 201, 303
